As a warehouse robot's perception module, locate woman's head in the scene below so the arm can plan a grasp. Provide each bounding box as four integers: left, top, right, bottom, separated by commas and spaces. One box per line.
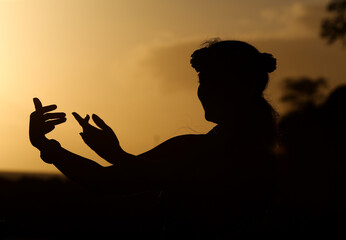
190, 39, 277, 124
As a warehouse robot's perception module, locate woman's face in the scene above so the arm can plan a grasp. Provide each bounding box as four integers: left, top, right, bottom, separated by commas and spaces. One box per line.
197, 69, 242, 124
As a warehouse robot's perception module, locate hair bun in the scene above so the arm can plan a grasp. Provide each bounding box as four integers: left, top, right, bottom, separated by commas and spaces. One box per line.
260, 53, 277, 73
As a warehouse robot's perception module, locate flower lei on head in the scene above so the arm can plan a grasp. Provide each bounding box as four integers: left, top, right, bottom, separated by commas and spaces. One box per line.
260, 53, 277, 73
191, 47, 276, 74
190, 47, 211, 72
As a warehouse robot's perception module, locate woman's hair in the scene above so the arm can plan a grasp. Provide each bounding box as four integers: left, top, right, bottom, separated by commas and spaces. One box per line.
191, 39, 278, 148
191, 39, 276, 96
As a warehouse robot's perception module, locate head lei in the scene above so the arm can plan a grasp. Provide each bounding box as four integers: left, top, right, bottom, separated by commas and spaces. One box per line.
190, 40, 277, 74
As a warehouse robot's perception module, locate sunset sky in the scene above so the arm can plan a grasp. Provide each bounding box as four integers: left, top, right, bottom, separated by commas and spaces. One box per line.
1, 0, 345, 173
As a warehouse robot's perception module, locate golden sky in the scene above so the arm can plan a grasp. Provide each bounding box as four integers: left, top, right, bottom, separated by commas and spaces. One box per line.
1, 0, 345, 173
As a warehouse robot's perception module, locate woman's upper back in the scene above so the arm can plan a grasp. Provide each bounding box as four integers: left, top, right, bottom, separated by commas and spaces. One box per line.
151, 128, 275, 238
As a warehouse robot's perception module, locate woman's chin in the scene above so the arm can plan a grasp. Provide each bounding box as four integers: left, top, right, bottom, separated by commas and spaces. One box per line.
204, 112, 219, 124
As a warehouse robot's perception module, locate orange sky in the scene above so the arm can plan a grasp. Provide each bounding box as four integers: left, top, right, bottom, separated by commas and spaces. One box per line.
1, 0, 345, 173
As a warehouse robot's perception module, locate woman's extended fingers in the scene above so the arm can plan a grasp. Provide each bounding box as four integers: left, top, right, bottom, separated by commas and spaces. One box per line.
33, 98, 57, 114
92, 114, 110, 130
41, 104, 58, 113
46, 118, 67, 126
43, 112, 66, 121
72, 112, 90, 128
33, 98, 42, 111
72, 112, 84, 124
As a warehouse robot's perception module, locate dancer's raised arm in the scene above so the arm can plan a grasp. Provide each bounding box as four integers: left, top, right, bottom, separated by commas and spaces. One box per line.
29, 98, 200, 194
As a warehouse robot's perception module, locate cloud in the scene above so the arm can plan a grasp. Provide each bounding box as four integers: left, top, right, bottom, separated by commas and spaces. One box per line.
256, 2, 328, 39
119, 36, 346, 114
110, 39, 202, 95
299, 3, 328, 35
140, 41, 200, 94
249, 37, 346, 112
107, 1, 344, 114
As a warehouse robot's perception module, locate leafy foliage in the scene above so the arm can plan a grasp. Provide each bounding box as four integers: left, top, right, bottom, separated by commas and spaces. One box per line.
321, 0, 346, 45
280, 77, 328, 111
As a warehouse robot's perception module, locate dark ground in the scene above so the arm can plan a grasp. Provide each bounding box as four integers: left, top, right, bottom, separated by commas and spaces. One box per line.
0, 172, 162, 240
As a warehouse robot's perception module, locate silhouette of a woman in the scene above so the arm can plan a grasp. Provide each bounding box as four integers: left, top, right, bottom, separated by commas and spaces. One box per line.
30, 40, 277, 239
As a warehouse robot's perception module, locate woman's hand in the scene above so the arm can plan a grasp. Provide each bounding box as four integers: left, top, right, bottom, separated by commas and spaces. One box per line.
72, 112, 124, 164
29, 98, 66, 150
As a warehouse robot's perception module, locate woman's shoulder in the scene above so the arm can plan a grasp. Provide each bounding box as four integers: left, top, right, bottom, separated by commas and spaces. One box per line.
139, 134, 208, 160
157, 134, 207, 151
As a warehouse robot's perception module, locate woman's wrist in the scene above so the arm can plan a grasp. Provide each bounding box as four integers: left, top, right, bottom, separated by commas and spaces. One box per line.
40, 139, 62, 164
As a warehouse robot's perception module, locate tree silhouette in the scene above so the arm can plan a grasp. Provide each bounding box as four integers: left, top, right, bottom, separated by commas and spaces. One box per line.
321, 0, 346, 45
280, 77, 328, 112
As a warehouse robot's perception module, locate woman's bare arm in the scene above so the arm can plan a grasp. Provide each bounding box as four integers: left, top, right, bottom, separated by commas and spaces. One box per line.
44, 134, 203, 194
30, 97, 204, 194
